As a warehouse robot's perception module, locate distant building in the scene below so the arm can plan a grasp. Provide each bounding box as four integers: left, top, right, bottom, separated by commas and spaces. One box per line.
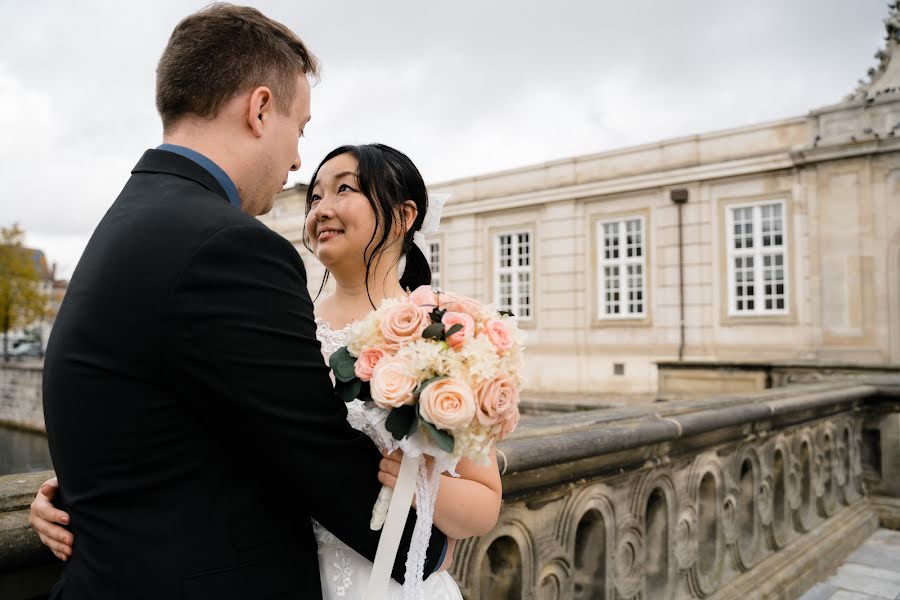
261, 10, 900, 397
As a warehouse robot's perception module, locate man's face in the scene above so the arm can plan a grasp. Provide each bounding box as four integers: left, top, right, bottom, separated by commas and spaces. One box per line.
249, 74, 311, 216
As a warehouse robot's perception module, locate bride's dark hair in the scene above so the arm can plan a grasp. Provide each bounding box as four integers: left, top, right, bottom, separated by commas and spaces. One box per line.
303, 143, 433, 306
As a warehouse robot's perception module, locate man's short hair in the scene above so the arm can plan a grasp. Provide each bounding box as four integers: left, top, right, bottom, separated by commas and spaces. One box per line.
156, 3, 319, 131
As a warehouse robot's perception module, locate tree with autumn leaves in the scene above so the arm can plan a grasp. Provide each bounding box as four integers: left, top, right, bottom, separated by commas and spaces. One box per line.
0, 224, 49, 361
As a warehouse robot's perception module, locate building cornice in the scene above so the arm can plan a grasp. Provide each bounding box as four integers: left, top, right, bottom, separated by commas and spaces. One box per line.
441, 152, 797, 217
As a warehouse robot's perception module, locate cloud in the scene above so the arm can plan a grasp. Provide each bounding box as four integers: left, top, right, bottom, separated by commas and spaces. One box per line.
0, 0, 890, 278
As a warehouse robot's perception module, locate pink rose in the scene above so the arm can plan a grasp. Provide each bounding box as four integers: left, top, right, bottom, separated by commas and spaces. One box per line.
440, 292, 481, 318
419, 377, 477, 432
354, 347, 386, 382
370, 356, 418, 409
441, 311, 475, 349
473, 373, 519, 427
380, 302, 427, 350
494, 408, 520, 441
484, 319, 514, 354
408, 285, 438, 308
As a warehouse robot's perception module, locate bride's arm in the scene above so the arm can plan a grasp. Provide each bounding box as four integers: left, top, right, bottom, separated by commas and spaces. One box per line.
380, 449, 502, 540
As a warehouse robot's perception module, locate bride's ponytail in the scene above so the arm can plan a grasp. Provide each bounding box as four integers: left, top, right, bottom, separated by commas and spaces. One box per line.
399, 241, 432, 291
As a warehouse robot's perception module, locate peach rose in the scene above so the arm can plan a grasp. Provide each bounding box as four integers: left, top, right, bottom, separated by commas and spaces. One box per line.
484, 319, 514, 354
440, 292, 481, 318
441, 311, 475, 350
473, 373, 519, 427
494, 408, 520, 441
419, 377, 477, 432
370, 356, 418, 409
354, 347, 386, 382
380, 302, 427, 350
408, 285, 438, 308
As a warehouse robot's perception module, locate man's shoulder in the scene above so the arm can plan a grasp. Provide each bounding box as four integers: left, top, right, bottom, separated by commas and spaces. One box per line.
122, 169, 289, 249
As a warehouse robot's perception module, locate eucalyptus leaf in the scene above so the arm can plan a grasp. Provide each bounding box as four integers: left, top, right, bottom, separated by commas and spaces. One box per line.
422, 322, 445, 341
335, 378, 362, 403
422, 420, 455, 453
329, 347, 358, 382
445, 323, 463, 338
357, 381, 372, 403
385, 405, 418, 441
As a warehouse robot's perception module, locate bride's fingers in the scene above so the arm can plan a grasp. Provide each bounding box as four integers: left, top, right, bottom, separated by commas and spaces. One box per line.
379, 458, 401, 477
377, 470, 397, 489
382, 448, 403, 460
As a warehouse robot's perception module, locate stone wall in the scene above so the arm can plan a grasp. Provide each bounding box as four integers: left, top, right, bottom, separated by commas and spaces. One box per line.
1, 379, 897, 599
0, 365, 44, 433
451, 380, 900, 599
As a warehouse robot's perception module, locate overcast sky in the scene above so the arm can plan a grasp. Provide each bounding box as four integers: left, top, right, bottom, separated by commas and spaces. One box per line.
0, 0, 889, 278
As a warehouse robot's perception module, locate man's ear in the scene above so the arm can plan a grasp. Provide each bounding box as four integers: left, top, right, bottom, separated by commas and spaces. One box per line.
247, 86, 273, 137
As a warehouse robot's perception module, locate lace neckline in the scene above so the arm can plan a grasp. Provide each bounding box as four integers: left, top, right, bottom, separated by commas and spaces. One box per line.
315, 317, 352, 359
314, 316, 352, 335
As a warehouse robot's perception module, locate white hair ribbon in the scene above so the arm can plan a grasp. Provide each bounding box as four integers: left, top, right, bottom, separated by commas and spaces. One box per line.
412, 193, 450, 259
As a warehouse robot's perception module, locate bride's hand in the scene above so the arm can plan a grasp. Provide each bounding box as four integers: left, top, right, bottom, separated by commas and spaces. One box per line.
377, 449, 404, 490
28, 477, 74, 561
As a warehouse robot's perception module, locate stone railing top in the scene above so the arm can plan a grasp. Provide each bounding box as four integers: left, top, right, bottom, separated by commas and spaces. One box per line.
0, 362, 43, 373
497, 381, 899, 485
0, 471, 54, 514
655, 360, 900, 373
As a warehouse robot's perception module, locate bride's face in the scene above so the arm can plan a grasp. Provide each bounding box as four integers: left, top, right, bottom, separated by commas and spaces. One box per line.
305, 153, 382, 270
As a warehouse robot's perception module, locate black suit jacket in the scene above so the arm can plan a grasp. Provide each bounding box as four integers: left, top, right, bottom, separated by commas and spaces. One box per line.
42, 149, 446, 599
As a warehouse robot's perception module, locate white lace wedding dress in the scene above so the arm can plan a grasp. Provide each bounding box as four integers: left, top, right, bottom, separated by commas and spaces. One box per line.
312, 318, 463, 600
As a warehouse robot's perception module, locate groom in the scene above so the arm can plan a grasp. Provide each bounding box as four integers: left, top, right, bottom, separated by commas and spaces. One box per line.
36, 4, 446, 599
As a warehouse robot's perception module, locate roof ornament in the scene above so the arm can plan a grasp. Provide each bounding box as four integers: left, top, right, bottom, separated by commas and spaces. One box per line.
847, 3, 900, 102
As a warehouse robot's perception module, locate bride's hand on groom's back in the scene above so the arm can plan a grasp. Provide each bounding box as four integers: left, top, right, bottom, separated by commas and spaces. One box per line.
29, 476, 74, 561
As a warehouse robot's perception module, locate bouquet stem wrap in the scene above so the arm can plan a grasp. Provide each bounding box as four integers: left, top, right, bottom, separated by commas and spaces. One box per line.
369, 484, 393, 530
364, 452, 421, 600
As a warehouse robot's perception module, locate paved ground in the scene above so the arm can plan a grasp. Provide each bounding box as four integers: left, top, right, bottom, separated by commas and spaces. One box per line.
799, 529, 900, 600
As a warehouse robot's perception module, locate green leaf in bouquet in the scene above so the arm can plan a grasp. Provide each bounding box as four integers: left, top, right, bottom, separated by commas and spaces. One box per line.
329, 347, 358, 382
497, 309, 515, 317
429, 307, 447, 324
385, 404, 418, 441
422, 322, 446, 341
357, 381, 372, 403
422, 419, 455, 453
445, 323, 463, 338
335, 378, 362, 403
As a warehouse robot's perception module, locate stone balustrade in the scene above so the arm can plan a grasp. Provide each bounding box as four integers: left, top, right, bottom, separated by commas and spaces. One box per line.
450, 380, 900, 599
1, 379, 898, 599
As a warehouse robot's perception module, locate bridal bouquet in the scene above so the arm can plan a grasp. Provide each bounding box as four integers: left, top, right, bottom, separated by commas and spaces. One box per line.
328, 285, 524, 598
330, 286, 523, 556
329, 284, 523, 468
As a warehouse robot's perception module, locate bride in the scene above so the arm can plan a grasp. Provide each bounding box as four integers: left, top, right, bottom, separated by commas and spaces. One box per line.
30, 143, 503, 599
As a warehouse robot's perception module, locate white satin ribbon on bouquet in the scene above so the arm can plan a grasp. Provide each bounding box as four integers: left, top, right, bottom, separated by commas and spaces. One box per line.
364, 452, 421, 600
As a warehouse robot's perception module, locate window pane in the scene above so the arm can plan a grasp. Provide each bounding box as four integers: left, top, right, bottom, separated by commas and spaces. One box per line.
732, 207, 753, 250
734, 256, 754, 312
625, 219, 642, 259
604, 265, 620, 314
518, 233, 531, 267
762, 252, 786, 312
603, 223, 620, 260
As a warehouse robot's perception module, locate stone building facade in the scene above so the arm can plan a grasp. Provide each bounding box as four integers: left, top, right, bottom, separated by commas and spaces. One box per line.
260, 10, 900, 397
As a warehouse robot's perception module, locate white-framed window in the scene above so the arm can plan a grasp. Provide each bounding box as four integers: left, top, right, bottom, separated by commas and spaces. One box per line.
494, 231, 532, 319
726, 200, 788, 315
597, 217, 646, 318
427, 240, 442, 290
